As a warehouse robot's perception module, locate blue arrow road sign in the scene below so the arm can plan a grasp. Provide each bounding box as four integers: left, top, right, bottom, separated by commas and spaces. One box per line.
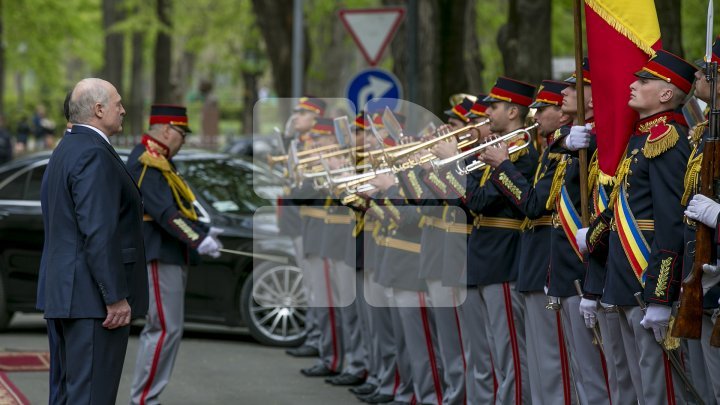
346, 68, 403, 113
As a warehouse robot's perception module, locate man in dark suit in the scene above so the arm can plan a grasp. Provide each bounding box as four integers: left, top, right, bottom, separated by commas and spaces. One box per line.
38, 77, 148, 404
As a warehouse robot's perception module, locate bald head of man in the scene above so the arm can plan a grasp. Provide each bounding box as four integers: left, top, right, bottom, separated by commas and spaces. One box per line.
69, 78, 126, 136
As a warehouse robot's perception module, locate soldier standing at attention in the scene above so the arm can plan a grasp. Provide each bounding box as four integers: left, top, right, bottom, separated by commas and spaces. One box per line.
128, 105, 222, 405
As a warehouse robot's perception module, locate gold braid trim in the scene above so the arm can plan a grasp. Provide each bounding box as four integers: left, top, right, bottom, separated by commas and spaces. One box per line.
609, 156, 633, 209
508, 147, 528, 162
138, 152, 197, 221
598, 170, 615, 186
691, 120, 708, 146
546, 156, 567, 211
682, 152, 703, 206
643, 124, 679, 159
588, 150, 599, 194
479, 166, 493, 187
663, 316, 681, 351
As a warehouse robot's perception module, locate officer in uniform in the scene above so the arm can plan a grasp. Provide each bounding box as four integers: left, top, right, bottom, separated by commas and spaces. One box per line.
434, 77, 537, 404
481, 80, 581, 404
128, 105, 222, 405
678, 35, 720, 402
584, 50, 696, 403
283, 97, 327, 358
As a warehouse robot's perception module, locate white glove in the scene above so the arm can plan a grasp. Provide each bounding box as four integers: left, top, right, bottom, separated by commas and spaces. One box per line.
565, 124, 592, 151
640, 304, 672, 342
684, 194, 720, 228
197, 236, 221, 258
579, 298, 598, 328
576, 227, 589, 254
209, 226, 224, 237
703, 260, 720, 294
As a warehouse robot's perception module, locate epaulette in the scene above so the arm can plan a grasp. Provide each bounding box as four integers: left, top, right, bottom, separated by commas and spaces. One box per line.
138, 151, 172, 172
690, 120, 708, 146
643, 123, 679, 159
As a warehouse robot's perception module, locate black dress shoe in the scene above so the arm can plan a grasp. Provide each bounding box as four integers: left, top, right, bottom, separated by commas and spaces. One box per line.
285, 345, 319, 357
359, 393, 395, 403
300, 364, 338, 377
325, 373, 365, 386
350, 383, 377, 395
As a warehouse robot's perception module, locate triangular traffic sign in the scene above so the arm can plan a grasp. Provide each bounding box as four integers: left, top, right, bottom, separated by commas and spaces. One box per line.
339, 7, 405, 66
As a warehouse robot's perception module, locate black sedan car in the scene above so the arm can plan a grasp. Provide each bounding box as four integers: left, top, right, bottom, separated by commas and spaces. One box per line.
0, 149, 307, 346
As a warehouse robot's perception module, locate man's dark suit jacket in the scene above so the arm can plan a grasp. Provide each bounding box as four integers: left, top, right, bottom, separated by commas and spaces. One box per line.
37, 125, 148, 319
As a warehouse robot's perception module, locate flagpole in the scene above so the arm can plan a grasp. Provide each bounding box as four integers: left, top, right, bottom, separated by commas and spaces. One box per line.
573, 0, 590, 227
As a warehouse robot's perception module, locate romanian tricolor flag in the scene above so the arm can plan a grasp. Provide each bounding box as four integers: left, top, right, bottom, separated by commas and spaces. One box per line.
585, 0, 662, 182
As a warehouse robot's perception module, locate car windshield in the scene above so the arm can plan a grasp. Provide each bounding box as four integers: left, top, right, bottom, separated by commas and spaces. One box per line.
175, 158, 277, 215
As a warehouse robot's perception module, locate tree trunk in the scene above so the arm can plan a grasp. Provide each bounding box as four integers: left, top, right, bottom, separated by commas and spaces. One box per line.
251, 0, 296, 97
656, 0, 683, 57
242, 71, 260, 134
129, 31, 145, 137
101, 0, 125, 92
497, 0, 551, 85
0, 0, 5, 117
464, 0, 484, 93
438, 0, 471, 107
154, 0, 173, 104
172, 50, 196, 102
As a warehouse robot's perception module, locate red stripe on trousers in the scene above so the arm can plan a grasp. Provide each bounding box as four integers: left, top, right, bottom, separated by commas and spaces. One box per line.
598, 345, 611, 404
555, 312, 571, 405
323, 259, 339, 372
393, 367, 400, 396
419, 292, 443, 405
140, 261, 166, 405
502, 283, 522, 404
663, 353, 676, 405
452, 293, 467, 405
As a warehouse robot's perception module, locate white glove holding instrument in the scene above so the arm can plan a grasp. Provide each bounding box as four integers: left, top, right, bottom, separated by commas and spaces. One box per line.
564, 124, 592, 151
576, 228, 589, 254
684, 194, 720, 228
640, 304, 671, 343
198, 235, 221, 258
579, 298, 598, 329
702, 260, 720, 294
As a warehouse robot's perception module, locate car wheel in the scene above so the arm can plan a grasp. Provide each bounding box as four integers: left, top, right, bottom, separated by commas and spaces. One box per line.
240, 261, 307, 347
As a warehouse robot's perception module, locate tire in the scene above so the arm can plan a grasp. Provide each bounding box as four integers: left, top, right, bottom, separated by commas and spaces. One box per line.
240, 261, 307, 347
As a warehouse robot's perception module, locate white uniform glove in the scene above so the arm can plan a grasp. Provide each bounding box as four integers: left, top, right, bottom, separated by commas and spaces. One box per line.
640, 304, 671, 342
684, 194, 720, 228
197, 235, 221, 258
702, 260, 720, 294
209, 226, 224, 237
579, 298, 598, 328
565, 124, 592, 151
576, 228, 589, 254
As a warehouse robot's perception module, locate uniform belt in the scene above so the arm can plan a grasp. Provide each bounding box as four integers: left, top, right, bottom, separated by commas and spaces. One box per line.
446, 223, 472, 234
379, 236, 421, 253
324, 214, 352, 224
423, 216, 448, 230
364, 223, 377, 232
529, 215, 553, 228
143, 214, 153, 222
609, 218, 655, 232
475, 217, 524, 230
299, 207, 327, 219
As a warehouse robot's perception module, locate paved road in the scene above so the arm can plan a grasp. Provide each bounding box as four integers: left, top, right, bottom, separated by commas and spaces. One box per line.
0, 314, 352, 404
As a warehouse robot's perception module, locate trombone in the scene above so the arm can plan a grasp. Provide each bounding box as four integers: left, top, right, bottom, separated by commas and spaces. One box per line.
267, 143, 338, 166
431, 123, 539, 173
458, 142, 531, 175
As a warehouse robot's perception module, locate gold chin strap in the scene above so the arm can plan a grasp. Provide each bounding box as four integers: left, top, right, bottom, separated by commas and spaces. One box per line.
138, 152, 198, 221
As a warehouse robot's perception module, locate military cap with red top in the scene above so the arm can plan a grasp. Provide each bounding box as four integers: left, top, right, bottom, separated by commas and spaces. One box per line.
696, 34, 720, 70
444, 97, 475, 122
467, 94, 490, 119
529, 80, 570, 108
634, 49, 697, 94
310, 117, 335, 137
354, 111, 370, 130
149, 104, 192, 133
293, 96, 327, 116
564, 57, 592, 85
483, 77, 537, 107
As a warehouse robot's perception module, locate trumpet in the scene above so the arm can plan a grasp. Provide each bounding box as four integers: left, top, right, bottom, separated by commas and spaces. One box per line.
387, 119, 489, 163
431, 123, 539, 173
267, 143, 339, 166
458, 142, 531, 175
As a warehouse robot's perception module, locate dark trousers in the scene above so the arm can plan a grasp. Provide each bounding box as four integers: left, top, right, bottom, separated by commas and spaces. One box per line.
47, 318, 130, 405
